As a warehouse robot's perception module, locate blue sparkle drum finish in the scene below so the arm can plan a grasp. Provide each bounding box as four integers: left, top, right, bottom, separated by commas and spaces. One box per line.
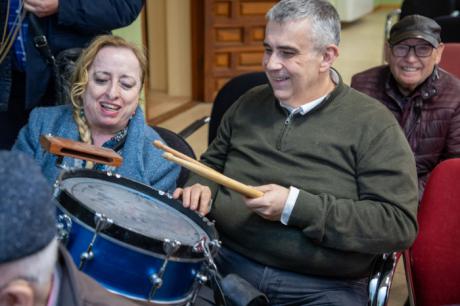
55, 169, 218, 304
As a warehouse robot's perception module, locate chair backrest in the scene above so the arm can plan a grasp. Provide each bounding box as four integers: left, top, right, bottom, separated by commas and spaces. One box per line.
400, 0, 459, 19
434, 15, 460, 43
208, 71, 268, 144
151, 126, 196, 188
439, 43, 460, 79
406, 158, 460, 306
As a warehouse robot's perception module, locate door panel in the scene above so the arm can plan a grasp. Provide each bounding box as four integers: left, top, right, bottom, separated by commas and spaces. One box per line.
203, 0, 276, 102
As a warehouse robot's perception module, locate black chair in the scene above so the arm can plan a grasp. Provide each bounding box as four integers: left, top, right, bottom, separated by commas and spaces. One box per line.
152, 126, 196, 188
400, 0, 460, 19
178, 72, 269, 144
433, 15, 460, 42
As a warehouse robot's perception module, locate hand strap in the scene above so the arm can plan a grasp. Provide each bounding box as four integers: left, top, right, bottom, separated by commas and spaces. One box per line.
28, 13, 56, 66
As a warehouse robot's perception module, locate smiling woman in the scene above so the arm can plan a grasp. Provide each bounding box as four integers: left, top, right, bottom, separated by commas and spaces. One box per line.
12, 35, 181, 193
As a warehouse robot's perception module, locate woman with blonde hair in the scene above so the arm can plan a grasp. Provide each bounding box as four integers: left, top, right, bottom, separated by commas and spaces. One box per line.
13, 35, 179, 192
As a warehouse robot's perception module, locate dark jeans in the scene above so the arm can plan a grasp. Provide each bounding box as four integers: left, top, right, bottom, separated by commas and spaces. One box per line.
215, 247, 369, 306
0, 70, 54, 149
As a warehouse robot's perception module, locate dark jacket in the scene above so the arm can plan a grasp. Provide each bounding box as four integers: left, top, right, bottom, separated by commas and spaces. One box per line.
351, 65, 460, 195
0, 0, 144, 110
58, 245, 140, 306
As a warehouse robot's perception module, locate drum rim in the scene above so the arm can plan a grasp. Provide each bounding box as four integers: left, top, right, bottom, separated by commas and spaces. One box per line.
56, 168, 219, 260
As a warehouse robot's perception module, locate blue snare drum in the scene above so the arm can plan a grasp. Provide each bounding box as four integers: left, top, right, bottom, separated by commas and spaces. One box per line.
55, 169, 219, 305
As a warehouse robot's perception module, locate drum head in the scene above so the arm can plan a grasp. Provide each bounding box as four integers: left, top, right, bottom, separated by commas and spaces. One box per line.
57, 169, 218, 259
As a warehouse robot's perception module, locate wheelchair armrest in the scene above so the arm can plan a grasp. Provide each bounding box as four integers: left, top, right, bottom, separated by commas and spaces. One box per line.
375, 252, 398, 306
178, 116, 210, 139
369, 252, 399, 306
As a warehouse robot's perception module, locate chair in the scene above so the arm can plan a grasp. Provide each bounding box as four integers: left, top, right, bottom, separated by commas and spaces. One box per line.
404, 158, 460, 306
178, 72, 268, 144
433, 15, 460, 43
152, 126, 196, 188
439, 43, 460, 78
399, 0, 460, 19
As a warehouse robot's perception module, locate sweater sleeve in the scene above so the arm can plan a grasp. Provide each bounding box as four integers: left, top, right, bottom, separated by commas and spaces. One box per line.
288, 123, 419, 255
58, 0, 144, 32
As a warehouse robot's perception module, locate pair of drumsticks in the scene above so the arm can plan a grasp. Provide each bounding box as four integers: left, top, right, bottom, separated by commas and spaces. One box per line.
39, 135, 262, 198
153, 140, 263, 198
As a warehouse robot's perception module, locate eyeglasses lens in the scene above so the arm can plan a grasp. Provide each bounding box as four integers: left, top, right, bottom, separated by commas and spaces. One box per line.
392, 45, 433, 57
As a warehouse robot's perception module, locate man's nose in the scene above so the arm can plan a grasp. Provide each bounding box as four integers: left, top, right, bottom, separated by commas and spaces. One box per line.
404, 47, 418, 61
264, 53, 282, 70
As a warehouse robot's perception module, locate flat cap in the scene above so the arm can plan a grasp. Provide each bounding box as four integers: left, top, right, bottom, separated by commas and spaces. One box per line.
0, 150, 56, 263
389, 14, 442, 47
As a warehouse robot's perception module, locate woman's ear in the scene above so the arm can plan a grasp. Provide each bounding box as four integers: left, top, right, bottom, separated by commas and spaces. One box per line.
0, 281, 35, 306
319, 44, 339, 72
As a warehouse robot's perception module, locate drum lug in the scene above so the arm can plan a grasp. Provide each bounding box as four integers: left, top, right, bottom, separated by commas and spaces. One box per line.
149, 273, 163, 289
79, 213, 113, 270
148, 238, 181, 301
80, 250, 94, 261
56, 214, 73, 245
186, 272, 209, 306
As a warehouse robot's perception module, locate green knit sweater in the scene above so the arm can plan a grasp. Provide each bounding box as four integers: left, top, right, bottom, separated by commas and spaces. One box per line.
187, 74, 418, 278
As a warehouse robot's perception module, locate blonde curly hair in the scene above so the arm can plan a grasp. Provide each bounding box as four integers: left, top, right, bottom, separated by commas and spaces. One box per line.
69, 35, 147, 167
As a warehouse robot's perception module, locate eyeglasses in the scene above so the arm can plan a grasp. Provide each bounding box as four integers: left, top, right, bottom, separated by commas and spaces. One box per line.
390, 44, 434, 57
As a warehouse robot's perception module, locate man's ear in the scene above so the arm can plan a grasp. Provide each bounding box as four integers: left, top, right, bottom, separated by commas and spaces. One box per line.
434, 42, 445, 65
0, 281, 35, 306
319, 44, 339, 72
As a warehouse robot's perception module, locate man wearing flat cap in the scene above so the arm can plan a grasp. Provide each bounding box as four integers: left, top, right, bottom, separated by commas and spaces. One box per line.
0, 150, 139, 306
351, 14, 460, 198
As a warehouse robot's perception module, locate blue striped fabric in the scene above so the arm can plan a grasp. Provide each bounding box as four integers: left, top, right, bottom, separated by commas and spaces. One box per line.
7, 0, 28, 71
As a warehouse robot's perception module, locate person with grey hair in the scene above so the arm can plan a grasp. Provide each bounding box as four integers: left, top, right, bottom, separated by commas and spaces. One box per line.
173, 0, 419, 305
351, 15, 460, 199
0, 150, 139, 306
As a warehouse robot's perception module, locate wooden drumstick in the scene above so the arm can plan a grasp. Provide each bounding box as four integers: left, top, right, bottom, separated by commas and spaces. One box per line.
153, 140, 221, 175
153, 140, 204, 167
162, 152, 263, 198
40, 135, 123, 167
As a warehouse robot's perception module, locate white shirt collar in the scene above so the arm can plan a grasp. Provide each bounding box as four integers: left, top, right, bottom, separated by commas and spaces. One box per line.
279, 69, 339, 115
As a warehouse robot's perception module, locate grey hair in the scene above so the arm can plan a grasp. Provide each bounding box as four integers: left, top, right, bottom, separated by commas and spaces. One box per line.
266, 0, 341, 51
0, 238, 58, 290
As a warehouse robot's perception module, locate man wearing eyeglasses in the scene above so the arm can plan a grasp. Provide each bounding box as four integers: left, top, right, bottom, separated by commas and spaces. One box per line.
351, 14, 460, 199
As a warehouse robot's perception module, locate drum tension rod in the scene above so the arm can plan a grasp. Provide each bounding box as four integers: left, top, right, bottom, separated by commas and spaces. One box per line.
56, 214, 73, 245
148, 238, 181, 301
79, 213, 113, 270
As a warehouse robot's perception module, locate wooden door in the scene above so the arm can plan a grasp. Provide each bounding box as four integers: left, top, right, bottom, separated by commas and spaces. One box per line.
199, 0, 276, 102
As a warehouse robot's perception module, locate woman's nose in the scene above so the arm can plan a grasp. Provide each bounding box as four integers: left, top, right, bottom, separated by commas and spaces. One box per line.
107, 83, 119, 99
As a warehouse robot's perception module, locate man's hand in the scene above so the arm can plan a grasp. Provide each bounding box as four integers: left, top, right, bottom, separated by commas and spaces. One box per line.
173, 184, 212, 216
244, 184, 289, 221
24, 0, 59, 17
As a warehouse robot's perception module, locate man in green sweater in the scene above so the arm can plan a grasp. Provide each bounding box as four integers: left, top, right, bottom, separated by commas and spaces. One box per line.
174, 0, 418, 305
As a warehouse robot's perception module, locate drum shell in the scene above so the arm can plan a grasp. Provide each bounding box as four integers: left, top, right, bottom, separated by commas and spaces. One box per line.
55, 169, 218, 304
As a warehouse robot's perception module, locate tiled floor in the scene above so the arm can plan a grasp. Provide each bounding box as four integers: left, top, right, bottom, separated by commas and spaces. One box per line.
155, 6, 407, 305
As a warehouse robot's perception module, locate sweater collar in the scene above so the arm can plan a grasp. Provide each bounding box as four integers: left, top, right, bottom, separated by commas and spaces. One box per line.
275, 68, 345, 114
